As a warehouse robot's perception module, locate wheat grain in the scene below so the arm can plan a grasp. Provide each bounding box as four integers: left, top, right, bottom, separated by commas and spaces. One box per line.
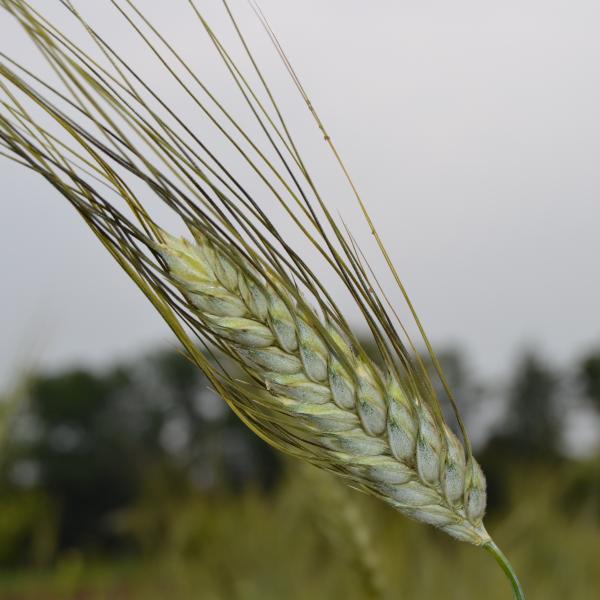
158, 231, 490, 546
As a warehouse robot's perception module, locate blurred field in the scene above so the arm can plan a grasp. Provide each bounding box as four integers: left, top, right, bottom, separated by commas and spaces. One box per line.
1, 459, 599, 599
0, 347, 599, 599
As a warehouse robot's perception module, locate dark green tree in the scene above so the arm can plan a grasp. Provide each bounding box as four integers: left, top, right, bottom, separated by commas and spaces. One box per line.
488, 351, 562, 460
579, 350, 600, 413
19, 368, 141, 550
0, 348, 281, 560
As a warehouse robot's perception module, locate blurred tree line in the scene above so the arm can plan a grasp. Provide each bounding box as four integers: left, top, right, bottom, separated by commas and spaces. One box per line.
0, 344, 599, 568
0, 350, 280, 565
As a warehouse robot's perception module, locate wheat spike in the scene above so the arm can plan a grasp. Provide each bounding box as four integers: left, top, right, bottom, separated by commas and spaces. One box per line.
0, 0, 525, 596
158, 231, 489, 546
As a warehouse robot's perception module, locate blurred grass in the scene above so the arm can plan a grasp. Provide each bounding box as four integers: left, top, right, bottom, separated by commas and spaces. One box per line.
0, 460, 598, 600
1, 349, 598, 598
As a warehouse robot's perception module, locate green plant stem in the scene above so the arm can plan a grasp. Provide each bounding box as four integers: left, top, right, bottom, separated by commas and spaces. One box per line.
484, 541, 525, 600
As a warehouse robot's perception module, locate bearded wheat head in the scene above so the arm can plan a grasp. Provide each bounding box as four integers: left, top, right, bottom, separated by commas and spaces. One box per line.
0, 0, 523, 597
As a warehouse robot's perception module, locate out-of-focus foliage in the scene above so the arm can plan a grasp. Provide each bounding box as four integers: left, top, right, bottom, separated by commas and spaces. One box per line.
0, 463, 598, 599
0, 345, 598, 598
560, 456, 600, 521
0, 349, 280, 564
486, 352, 562, 460
579, 349, 600, 412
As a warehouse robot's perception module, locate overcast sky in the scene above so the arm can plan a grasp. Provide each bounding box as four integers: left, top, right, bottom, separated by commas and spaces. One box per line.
1, 0, 599, 393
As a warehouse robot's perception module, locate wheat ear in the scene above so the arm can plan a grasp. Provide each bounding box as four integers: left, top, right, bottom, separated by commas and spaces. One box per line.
0, 0, 525, 596
158, 231, 489, 546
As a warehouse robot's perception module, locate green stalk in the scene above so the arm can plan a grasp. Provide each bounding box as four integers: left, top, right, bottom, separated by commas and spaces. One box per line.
484, 541, 525, 600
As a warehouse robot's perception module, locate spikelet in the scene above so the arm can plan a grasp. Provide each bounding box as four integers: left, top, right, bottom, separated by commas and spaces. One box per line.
157, 231, 490, 546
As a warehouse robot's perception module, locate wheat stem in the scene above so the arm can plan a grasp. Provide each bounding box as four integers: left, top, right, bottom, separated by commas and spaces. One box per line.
484, 541, 525, 600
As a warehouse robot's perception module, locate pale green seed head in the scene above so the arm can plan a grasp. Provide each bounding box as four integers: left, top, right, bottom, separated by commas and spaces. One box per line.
208, 315, 275, 347
466, 461, 487, 524
442, 426, 467, 505
386, 377, 417, 462
236, 346, 302, 375
416, 403, 443, 484
355, 363, 387, 436
329, 358, 356, 410
297, 319, 328, 382
267, 293, 298, 353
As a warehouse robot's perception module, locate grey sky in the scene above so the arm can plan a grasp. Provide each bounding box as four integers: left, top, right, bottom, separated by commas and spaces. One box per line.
1, 0, 599, 393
